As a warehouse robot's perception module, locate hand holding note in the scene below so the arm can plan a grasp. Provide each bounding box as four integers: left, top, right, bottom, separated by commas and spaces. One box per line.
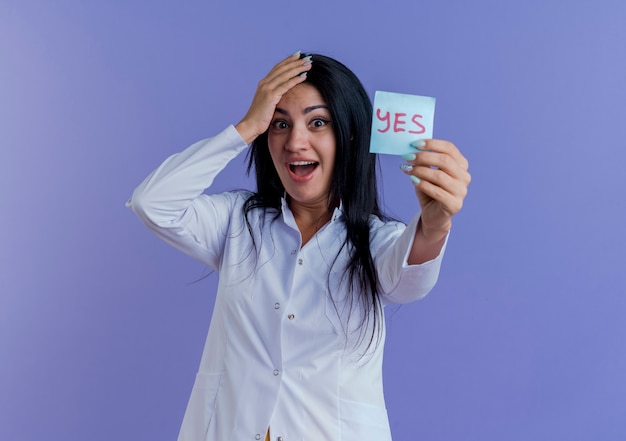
369, 90, 470, 262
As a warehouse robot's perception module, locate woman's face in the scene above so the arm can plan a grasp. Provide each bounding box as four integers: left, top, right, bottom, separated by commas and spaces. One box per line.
267, 83, 336, 210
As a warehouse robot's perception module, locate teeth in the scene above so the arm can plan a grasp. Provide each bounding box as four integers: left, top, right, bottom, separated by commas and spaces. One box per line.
290, 161, 317, 166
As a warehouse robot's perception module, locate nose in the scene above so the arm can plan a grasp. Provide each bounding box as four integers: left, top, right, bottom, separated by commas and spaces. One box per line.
285, 124, 309, 152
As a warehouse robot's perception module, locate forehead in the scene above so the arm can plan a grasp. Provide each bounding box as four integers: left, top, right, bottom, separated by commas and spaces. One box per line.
276, 83, 327, 109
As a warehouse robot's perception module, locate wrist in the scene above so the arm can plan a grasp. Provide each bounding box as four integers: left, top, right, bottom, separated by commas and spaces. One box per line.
234, 120, 260, 145
418, 219, 451, 243
409, 219, 449, 265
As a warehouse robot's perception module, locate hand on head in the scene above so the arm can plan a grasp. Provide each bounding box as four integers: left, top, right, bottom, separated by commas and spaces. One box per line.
236, 52, 313, 144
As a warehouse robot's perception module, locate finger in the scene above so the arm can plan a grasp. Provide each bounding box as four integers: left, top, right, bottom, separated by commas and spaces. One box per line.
255, 65, 312, 109
415, 140, 466, 167
411, 139, 469, 171
401, 150, 469, 184
411, 165, 469, 200
400, 159, 468, 202
269, 51, 307, 72
270, 61, 312, 93
262, 52, 304, 79
261, 55, 313, 89
416, 153, 471, 186
414, 178, 466, 216
400, 154, 469, 209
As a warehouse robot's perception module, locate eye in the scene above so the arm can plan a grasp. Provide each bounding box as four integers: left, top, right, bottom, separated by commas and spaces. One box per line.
311, 118, 330, 128
270, 120, 289, 130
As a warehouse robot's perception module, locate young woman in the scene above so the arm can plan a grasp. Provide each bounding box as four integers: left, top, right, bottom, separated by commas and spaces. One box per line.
128, 52, 470, 441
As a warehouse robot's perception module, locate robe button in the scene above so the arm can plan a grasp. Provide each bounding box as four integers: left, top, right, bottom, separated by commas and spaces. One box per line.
277, 437, 284, 441
255, 434, 261, 440
298, 258, 303, 265
274, 303, 280, 309
288, 314, 295, 320
273, 369, 280, 376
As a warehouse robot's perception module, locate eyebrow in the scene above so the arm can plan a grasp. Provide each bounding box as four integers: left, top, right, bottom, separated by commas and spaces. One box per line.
274, 104, 329, 115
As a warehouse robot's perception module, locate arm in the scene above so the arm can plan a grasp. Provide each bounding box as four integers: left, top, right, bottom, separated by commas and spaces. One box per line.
402, 139, 471, 264
127, 53, 314, 267
375, 139, 469, 304
373, 215, 448, 304
126, 126, 249, 268
127, 127, 248, 223
128, 52, 312, 221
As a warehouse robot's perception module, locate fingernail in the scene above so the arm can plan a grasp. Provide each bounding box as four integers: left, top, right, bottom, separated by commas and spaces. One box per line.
400, 163, 413, 172
410, 140, 426, 149
302, 55, 312, 61
292, 50, 301, 56
299, 72, 307, 77
303, 60, 312, 66
402, 153, 416, 161
410, 175, 421, 185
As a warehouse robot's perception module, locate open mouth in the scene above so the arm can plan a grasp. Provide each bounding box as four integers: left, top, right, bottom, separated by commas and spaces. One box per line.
288, 161, 319, 177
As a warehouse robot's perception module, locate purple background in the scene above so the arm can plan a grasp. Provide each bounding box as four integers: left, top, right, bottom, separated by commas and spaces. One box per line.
2, 1, 625, 440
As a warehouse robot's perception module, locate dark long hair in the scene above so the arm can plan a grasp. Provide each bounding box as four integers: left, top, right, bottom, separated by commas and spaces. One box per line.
245, 54, 387, 350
